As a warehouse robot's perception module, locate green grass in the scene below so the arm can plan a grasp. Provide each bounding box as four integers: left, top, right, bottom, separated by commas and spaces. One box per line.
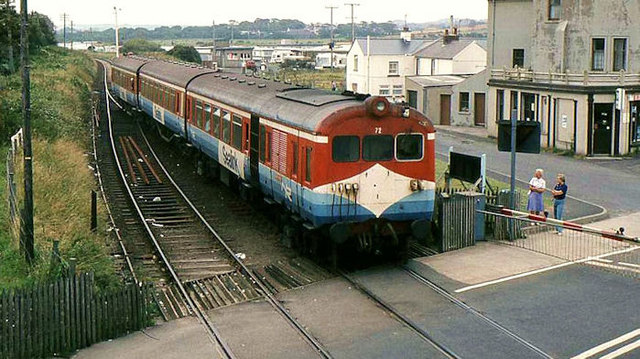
0, 47, 119, 292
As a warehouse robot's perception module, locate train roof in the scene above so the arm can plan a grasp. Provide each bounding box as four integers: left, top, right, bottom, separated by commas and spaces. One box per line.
139, 61, 216, 88
110, 56, 150, 73
188, 74, 361, 133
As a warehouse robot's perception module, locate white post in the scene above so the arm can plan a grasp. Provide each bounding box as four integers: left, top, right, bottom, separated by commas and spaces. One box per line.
114, 6, 119, 58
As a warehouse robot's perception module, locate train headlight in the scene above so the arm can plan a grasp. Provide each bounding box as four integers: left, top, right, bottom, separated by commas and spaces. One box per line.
365, 96, 391, 118
410, 180, 419, 192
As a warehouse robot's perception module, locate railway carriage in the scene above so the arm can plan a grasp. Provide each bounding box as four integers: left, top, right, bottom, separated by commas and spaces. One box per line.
110, 56, 436, 257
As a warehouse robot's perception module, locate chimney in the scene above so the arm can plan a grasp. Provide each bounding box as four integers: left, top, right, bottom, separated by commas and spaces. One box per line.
443, 15, 459, 44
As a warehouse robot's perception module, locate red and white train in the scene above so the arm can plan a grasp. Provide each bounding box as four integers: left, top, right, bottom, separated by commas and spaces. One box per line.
110, 56, 436, 255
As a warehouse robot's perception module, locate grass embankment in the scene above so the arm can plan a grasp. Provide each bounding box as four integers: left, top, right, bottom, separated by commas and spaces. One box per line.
0, 47, 118, 291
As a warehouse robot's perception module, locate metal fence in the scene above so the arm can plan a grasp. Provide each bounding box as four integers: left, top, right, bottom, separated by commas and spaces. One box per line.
486, 211, 640, 280
0, 272, 153, 359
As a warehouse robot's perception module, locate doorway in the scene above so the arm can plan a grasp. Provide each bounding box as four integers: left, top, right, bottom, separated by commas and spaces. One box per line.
440, 94, 451, 125
593, 103, 613, 155
408, 90, 418, 109
474, 93, 485, 126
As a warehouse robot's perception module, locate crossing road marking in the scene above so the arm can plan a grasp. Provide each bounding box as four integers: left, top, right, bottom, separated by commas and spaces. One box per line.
455, 246, 640, 293
599, 339, 640, 359
570, 328, 640, 359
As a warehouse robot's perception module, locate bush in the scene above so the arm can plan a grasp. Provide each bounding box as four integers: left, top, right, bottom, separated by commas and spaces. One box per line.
167, 45, 202, 64
121, 38, 163, 54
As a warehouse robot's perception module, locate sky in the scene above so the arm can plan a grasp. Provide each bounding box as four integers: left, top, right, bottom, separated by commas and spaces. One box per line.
22, 0, 488, 29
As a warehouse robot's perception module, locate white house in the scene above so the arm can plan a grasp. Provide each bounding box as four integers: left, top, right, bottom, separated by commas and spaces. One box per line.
346, 31, 434, 101
415, 35, 487, 76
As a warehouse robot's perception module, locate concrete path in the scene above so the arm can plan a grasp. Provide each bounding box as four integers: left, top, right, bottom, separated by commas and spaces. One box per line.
72, 316, 220, 359
435, 125, 640, 218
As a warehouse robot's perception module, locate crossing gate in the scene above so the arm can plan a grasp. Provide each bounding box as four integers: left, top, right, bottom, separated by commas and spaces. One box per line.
437, 191, 485, 252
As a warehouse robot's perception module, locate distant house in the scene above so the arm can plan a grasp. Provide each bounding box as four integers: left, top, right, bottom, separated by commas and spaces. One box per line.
346, 30, 433, 100
346, 27, 488, 125
214, 46, 254, 69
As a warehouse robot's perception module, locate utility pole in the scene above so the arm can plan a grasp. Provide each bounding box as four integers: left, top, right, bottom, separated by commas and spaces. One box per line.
20, 0, 34, 264
344, 2, 359, 43
5, 0, 14, 73
326, 5, 337, 69
70, 20, 73, 50
113, 6, 120, 57
60, 13, 68, 49
211, 19, 216, 65
229, 19, 235, 45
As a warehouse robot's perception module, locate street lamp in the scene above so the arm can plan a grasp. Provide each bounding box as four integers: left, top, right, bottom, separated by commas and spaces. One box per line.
229, 19, 236, 45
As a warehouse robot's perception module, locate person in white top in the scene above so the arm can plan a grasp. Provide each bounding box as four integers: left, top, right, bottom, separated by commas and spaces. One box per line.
527, 168, 546, 215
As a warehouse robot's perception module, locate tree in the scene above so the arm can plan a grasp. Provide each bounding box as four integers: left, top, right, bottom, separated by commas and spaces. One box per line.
167, 45, 201, 64
121, 38, 162, 54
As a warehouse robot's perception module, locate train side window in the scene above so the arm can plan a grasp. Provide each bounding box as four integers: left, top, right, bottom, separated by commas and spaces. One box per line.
305, 147, 312, 182
266, 131, 272, 163
396, 134, 423, 161
212, 107, 221, 138
232, 115, 243, 150
170, 92, 176, 113
195, 100, 203, 128
332, 136, 359, 162
204, 104, 212, 132
222, 111, 231, 143
259, 125, 266, 162
243, 121, 249, 152
363, 135, 393, 161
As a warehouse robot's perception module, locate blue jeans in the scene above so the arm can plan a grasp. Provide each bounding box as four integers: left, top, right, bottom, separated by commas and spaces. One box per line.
554, 198, 566, 232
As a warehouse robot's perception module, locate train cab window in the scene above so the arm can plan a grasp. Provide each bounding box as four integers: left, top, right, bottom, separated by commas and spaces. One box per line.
195, 100, 203, 128
204, 104, 212, 132
332, 136, 360, 162
232, 115, 243, 150
305, 147, 312, 182
222, 111, 231, 143
259, 125, 266, 162
396, 134, 423, 161
212, 107, 221, 138
363, 135, 393, 161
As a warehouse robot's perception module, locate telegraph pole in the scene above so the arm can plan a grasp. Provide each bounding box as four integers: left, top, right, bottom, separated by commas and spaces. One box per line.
113, 7, 120, 57
60, 13, 68, 48
70, 20, 73, 50
5, 0, 14, 73
20, 0, 34, 264
345, 2, 359, 43
211, 19, 216, 65
326, 5, 337, 69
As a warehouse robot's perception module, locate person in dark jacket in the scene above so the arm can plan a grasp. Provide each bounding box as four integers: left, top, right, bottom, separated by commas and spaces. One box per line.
551, 174, 567, 235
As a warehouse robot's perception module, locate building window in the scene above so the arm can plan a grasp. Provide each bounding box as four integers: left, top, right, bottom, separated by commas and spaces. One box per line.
592, 38, 605, 71
548, 0, 561, 20
613, 38, 627, 72
392, 85, 403, 96
379, 85, 390, 96
388, 61, 399, 75
512, 49, 525, 68
459, 92, 470, 112
351, 83, 358, 92
521, 93, 537, 121
353, 55, 358, 72
497, 90, 505, 121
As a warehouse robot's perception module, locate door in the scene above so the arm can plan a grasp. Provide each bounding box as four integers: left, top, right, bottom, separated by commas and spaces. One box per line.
249, 114, 260, 185
440, 94, 451, 125
408, 90, 418, 109
474, 93, 486, 126
593, 103, 613, 155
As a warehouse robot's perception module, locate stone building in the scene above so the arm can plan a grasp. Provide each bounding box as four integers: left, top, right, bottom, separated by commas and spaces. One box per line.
487, 0, 640, 156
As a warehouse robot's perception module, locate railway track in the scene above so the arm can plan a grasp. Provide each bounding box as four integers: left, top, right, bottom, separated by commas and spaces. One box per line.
96, 61, 332, 358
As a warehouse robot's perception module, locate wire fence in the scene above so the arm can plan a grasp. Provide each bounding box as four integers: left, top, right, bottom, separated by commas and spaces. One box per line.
486, 211, 640, 280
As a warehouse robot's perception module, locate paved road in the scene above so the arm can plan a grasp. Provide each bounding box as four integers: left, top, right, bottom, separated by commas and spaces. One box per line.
435, 128, 640, 218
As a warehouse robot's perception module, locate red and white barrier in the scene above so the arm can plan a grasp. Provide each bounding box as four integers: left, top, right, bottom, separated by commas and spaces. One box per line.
497, 208, 639, 244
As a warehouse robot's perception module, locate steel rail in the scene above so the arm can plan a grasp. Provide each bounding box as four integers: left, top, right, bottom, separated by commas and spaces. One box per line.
338, 270, 460, 359
137, 122, 333, 359
99, 60, 236, 359
403, 267, 554, 359
89, 93, 138, 284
